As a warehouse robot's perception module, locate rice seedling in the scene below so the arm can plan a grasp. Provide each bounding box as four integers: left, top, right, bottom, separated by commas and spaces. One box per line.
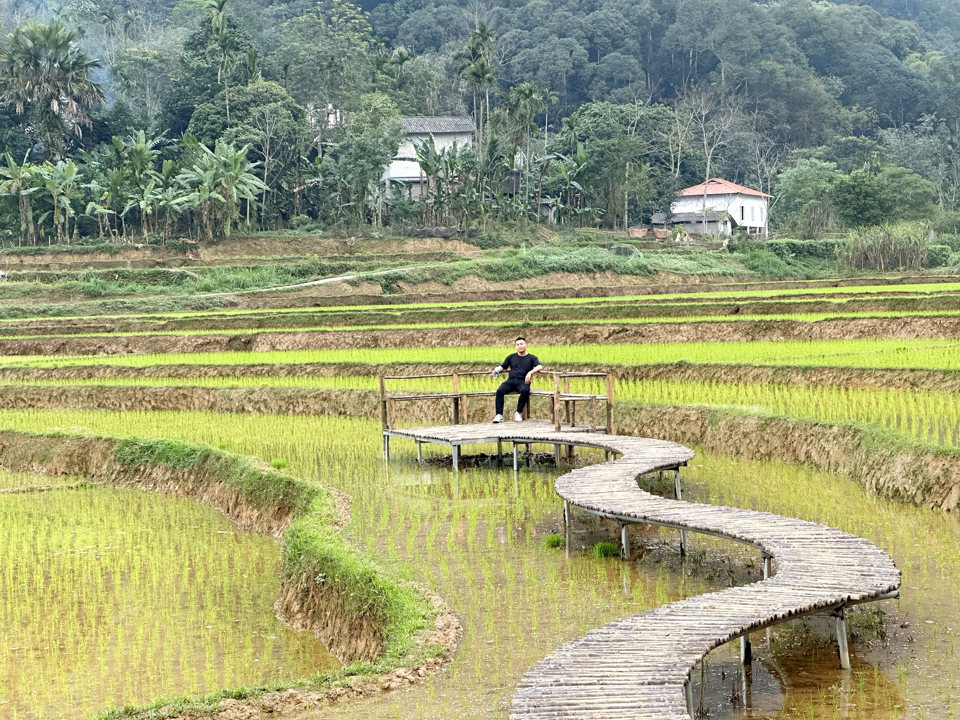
0, 477, 333, 720
589, 541, 620, 558
7, 337, 960, 374
543, 533, 564, 549
618, 377, 960, 448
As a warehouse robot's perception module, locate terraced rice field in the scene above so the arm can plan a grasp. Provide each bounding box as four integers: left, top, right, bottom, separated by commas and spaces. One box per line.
2, 241, 960, 720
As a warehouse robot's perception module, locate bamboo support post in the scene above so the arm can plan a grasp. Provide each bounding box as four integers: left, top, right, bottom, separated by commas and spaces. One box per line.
620, 522, 630, 560
553, 374, 562, 431
675, 468, 687, 556
605, 374, 615, 434
379, 375, 389, 430
834, 607, 851, 670
740, 634, 752, 666
452, 373, 460, 424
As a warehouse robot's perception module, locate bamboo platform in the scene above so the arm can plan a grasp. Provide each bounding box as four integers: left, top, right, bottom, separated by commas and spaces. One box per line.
385, 421, 901, 720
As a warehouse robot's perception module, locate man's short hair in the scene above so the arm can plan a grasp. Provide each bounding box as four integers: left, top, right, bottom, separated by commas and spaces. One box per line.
516, 336, 526, 342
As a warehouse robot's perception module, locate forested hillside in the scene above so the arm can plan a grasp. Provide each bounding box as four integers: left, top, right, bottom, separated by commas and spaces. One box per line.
0, 0, 959, 246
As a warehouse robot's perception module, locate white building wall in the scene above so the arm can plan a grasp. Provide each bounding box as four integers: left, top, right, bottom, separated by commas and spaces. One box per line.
670, 193, 768, 234
386, 131, 473, 185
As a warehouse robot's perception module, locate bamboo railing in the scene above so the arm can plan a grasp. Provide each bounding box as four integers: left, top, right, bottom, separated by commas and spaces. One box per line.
378, 370, 614, 434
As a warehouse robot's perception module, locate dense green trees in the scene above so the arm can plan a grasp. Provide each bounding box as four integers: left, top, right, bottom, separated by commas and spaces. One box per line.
0, 21, 105, 155
0, 0, 959, 242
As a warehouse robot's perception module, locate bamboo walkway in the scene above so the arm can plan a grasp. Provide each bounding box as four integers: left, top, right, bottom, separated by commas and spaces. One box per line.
385, 421, 901, 720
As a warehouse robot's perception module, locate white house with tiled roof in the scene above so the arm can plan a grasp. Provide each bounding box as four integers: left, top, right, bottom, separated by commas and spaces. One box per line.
385, 116, 474, 196
670, 178, 771, 236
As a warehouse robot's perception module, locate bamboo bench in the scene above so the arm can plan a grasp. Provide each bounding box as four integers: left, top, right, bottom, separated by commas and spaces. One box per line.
378, 370, 615, 433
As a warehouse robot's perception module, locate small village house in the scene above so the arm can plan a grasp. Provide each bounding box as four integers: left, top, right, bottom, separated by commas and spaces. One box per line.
385, 116, 474, 197
669, 178, 771, 237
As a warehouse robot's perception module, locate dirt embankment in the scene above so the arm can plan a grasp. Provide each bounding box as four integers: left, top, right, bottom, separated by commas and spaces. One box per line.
8, 292, 960, 338
615, 406, 960, 510
0, 235, 480, 270
7, 360, 960, 394
2, 314, 960, 357
0, 384, 380, 416
0, 432, 300, 535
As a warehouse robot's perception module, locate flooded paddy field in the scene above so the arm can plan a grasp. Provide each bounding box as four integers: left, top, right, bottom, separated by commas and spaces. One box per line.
0, 470, 335, 720
1, 408, 956, 719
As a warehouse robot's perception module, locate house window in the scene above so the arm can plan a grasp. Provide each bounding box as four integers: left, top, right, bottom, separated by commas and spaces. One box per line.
740, 206, 745, 221
751, 207, 755, 222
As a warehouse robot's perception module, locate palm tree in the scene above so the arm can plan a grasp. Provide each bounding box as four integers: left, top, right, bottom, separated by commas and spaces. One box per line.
503, 82, 547, 212
463, 58, 496, 151
0, 21, 105, 156
207, 0, 238, 122
457, 23, 496, 150
178, 141, 265, 240
0, 152, 42, 245
37, 160, 81, 245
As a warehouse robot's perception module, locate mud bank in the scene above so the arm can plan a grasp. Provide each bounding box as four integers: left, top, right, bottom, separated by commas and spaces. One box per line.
7, 292, 960, 338
0, 384, 380, 416
614, 405, 960, 510
6, 360, 960, 394
0, 430, 460, 718
3, 314, 960, 356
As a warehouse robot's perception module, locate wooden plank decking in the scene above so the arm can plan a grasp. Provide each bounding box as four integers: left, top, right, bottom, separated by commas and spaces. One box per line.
385, 421, 901, 720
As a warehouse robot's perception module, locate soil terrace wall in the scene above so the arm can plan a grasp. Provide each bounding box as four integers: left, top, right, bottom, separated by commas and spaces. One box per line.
615, 405, 960, 510
0, 430, 412, 664
6, 361, 960, 394
4, 314, 960, 357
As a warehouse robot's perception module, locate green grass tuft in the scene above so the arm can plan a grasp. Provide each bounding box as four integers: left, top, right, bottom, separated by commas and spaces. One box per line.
543, 533, 564, 549
590, 541, 620, 558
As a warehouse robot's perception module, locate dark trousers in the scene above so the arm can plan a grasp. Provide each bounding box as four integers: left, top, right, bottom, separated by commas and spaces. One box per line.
495, 379, 530, 414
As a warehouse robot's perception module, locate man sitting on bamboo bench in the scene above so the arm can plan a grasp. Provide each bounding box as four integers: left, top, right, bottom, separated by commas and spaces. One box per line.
491, 337, 543, 423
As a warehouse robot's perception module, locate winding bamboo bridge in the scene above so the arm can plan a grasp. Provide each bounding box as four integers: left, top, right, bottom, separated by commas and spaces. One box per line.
380, 372, 901, 719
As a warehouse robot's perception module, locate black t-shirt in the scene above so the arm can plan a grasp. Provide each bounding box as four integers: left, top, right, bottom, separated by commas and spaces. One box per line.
501, 352, 540, 382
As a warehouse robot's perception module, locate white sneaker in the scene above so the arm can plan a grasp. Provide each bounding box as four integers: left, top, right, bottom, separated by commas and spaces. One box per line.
492, 414, 503, 423
514, 412, 523, 422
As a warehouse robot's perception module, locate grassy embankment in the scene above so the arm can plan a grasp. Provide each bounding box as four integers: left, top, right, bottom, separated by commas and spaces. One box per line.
0, 426, 444, 718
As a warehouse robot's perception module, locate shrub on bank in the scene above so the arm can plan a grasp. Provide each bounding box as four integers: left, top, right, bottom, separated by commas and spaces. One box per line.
765, 238, 840, 260
837, 223, 932, 271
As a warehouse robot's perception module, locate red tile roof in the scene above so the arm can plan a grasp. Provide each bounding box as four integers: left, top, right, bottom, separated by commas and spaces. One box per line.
679, 178, 771, 198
